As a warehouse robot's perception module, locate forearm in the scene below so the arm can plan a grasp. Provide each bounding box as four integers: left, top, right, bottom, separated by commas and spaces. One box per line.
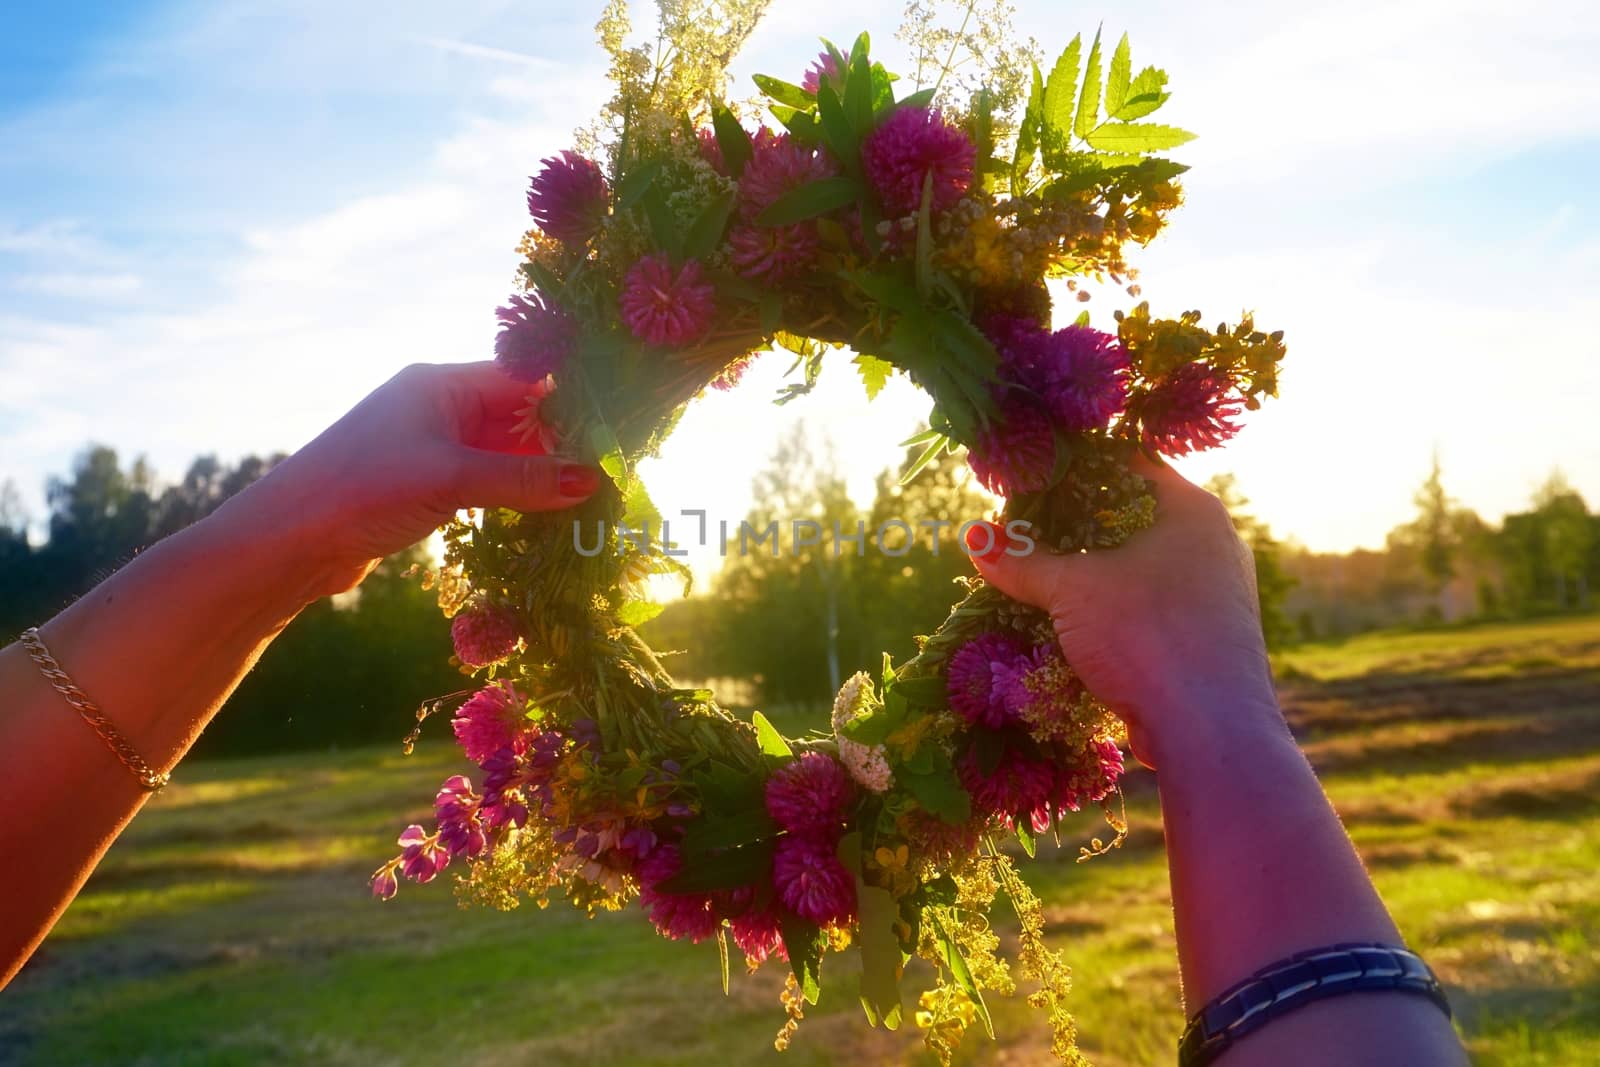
1152, 693, 1464, 1065
0, 483, 325, 988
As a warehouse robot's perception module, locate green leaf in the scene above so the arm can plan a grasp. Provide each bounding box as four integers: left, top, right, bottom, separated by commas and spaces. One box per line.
1074, 28, 1103, 141
1073, 308, 1091, 327
752, 710, 794, 760
684, 188, 735, 259
842, 688, 909, 745
641, 188, 684, 260
681, 807, 780, 855
1042, 35, 1081, 146
896, 86, 936, 111
780, 916, 826, 1005
1113, 66, 1170, 120
900, 764, 972, 825
693, 760, 765, 810
856, 881, 905, 1029
913, 873, 959, 908
711, 105, 754, 178
914, 170, 935, 297
1015, 820, 1037, 858
753, 73, 814, 109
1011, 62, 1044, 190
848, 31, 871, 72
1083, 123, 1196, 154
776, 106, 822, 143
659, 839, 775, 893
854, 354, 893, 400
892, 675, 948, 709
899, 433, 947, 485
621, 471, 661, 532
614, 161, 661, 211
815, 86, 859, 174
522, 259, 563, 298
1105, 33, 1132, 117
870, 62, 896, 112
587, 423, 627, 483
844, 39, 874, 137
717, 928, 731, 996
931, 914, 994, 1039
617, 599, 663, 627
1133, 158, 1191, 183
757, 176, 861, 226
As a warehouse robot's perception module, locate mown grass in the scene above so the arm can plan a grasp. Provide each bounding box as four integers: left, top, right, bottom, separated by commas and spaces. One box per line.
3, 614, 1598, 1066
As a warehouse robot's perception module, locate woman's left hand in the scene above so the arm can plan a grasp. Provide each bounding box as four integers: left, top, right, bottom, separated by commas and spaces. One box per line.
230, 361, 599, 597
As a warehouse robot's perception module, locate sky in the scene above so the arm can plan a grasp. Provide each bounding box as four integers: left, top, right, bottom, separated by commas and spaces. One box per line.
3, 0, 1599, 579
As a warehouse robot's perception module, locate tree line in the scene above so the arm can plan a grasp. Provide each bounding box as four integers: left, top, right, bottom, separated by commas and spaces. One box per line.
0, 448, 461, 757
3, 438, 1594, 751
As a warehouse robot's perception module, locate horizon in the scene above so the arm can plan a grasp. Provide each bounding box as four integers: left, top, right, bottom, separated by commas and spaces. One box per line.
4, 0, 1598, 570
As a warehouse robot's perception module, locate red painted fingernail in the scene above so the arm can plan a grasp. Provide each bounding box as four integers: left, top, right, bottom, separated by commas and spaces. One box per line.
558, 464, 600, 497
963, 520, 1005, 562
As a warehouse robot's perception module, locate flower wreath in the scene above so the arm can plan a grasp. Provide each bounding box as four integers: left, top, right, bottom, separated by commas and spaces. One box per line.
373, 5, 1284, 1063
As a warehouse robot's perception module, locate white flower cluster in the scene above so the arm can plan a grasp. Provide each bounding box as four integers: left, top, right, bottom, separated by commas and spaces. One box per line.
831, 671, 894, 794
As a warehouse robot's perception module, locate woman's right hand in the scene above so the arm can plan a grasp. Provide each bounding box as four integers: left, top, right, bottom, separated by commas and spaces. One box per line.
969, 457, 1283, 769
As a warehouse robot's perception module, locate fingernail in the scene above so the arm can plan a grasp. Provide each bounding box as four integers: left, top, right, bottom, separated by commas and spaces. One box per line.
963, 520, 1005, 561
558, 464, 600, 497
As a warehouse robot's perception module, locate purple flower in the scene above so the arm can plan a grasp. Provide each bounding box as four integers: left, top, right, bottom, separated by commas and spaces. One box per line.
980, 313, 1052, 379
729, 905, 786, 964
451, 602, 523, 668
435, 775, 489, 859
772, 834, 856, 926
370, 861, 400, 901
1040, 326, 1129, 431
397, 824, 450, 884
801, 51, 842, 95
764, 752, 855, 835
451, 683, 526, 765
1052, 737, 1124, 813
727, 222, 820, 282
956, 742, 1057, 830
636, 844, 720, 943
619, 254, 717, 347
738, 132, 838, 222
999, 645, 1085, 729
966, 398, 1057, 496
493, 293, 578, 384
1138, 363, 1244, 456
861, 106, 976, 217
946, 632, 1029, 728
526, 150, 608, 245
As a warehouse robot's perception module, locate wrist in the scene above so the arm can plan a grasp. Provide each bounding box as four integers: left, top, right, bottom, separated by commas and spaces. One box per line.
1138, 680, 1290, 776
197, 475, 354, 612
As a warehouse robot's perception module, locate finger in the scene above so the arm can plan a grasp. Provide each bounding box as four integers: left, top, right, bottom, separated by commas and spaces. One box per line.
447, 449, 600, 512
1126, 721, 1158, 771
433, 362, 552, 455
962, 520, 1078, 613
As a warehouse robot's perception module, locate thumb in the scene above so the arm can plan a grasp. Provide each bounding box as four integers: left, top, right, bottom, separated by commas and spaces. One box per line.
446, 449, 602, 512
963, 520, 1077, 614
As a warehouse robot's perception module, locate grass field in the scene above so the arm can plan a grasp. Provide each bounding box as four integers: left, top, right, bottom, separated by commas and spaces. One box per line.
3, 615, 1598, 1066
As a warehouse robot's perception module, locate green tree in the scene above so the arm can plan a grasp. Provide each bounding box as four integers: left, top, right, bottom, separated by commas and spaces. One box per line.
1410, 450, 1457, 595
857, 440, 993, 664
708, 424, 866, 706
1531, 472, 1592, 609
1206, 473, 1296, 649
1494, 472, 1592, 613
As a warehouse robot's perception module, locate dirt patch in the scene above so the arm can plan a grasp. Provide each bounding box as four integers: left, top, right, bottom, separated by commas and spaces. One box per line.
1452, 763, 1600, 820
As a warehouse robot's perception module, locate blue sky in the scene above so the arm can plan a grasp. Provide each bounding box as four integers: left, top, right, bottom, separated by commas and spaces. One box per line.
3, 0, 1599, 570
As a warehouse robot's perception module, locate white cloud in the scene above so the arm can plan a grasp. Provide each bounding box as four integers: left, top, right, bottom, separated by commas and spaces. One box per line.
11, 272, 143, 296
